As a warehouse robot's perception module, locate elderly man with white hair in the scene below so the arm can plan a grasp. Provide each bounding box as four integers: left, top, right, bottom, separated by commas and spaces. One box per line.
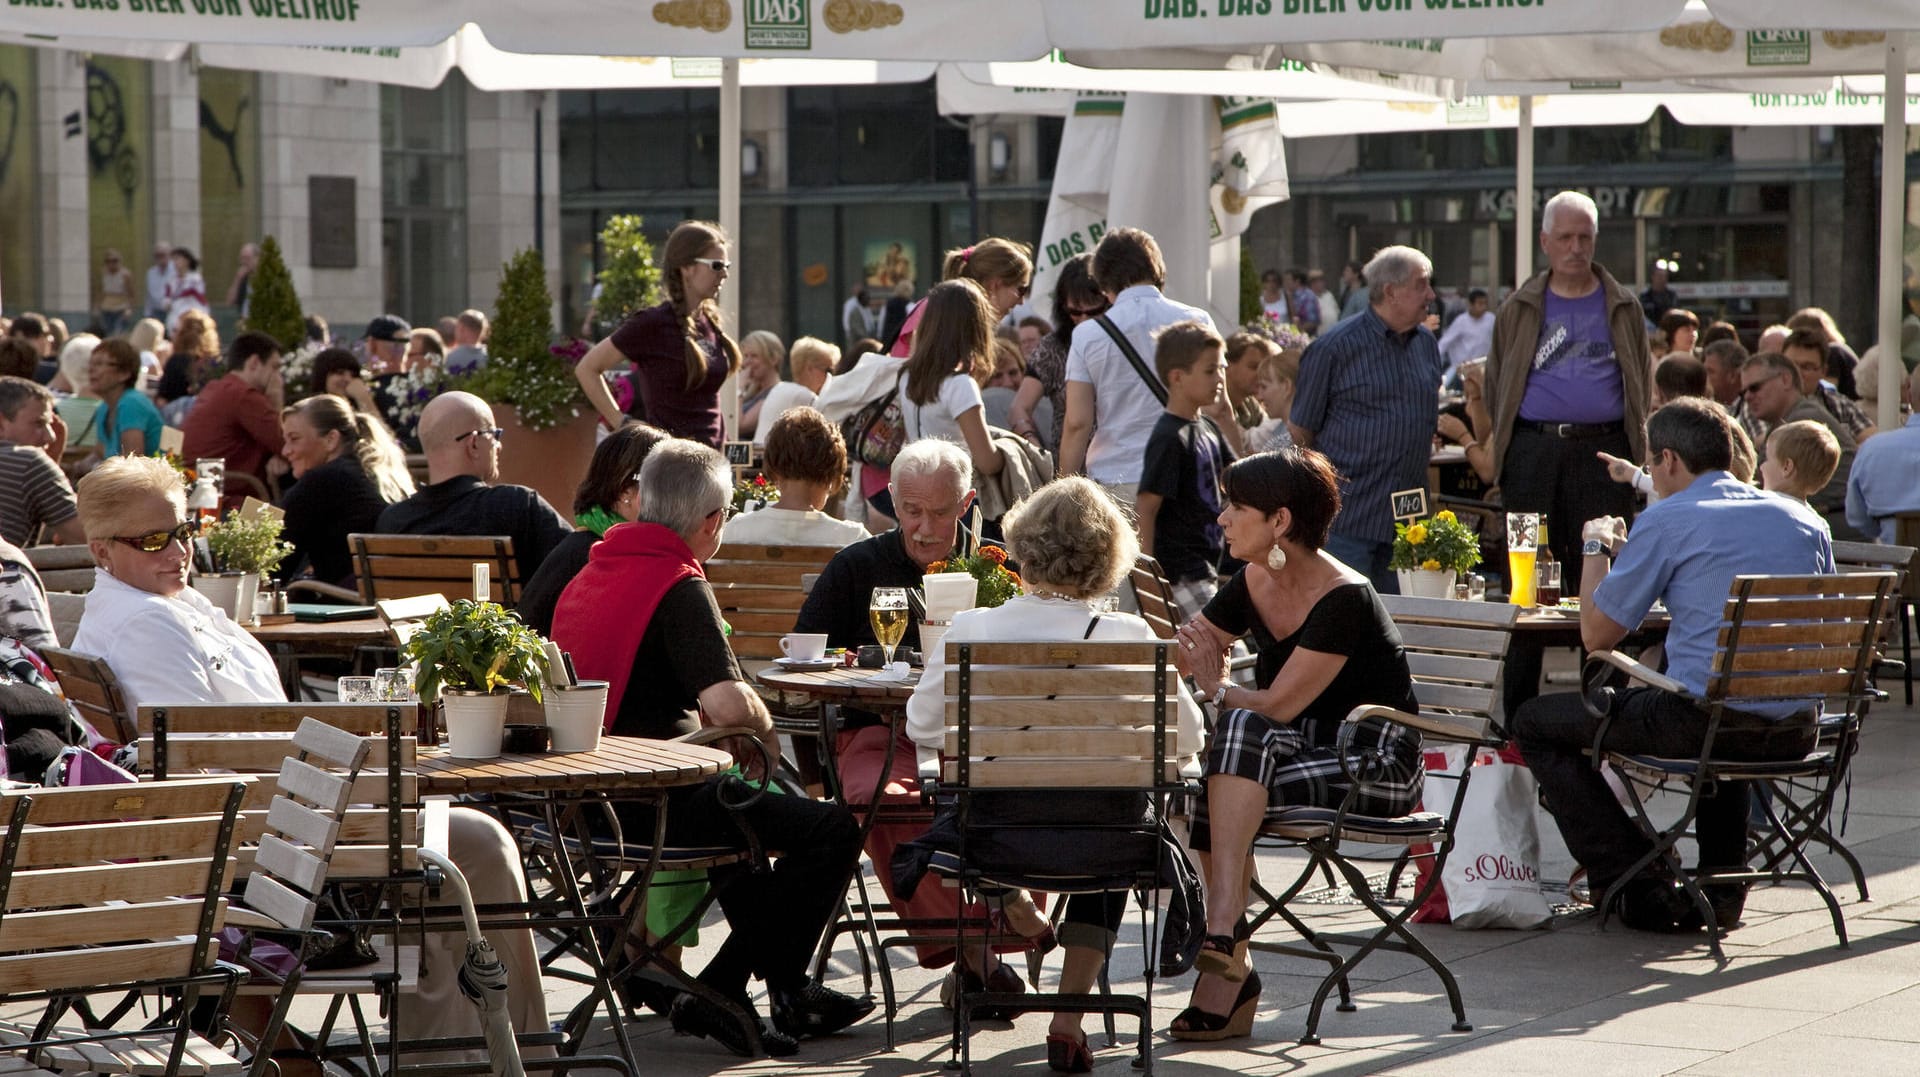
1287, 244, 1444, 594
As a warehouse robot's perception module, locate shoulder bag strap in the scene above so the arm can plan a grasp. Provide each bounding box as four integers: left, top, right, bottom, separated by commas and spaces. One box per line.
1083, 613, 1102, 639
1095, 314, 1167, 406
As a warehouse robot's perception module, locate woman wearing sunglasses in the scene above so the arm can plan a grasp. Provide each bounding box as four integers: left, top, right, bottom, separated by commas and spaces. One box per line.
1011, 252, 1105, 452
69, 455, 281, 711
574, 220, 742, 449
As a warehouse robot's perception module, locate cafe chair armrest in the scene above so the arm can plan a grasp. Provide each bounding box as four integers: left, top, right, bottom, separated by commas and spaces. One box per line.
1345, 704, 1496, 747
1586, 649, 1688, 696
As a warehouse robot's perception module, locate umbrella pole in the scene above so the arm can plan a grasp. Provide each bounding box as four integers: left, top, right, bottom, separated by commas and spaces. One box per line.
1514, 94, 1534, 294
1879, 33, 1908, 431
721, 57, 743, 437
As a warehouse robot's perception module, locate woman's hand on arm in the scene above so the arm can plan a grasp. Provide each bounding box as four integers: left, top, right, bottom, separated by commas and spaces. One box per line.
1173, 616, 1230, 679
1009, 375, 1044, 441
573, 337, 632, 428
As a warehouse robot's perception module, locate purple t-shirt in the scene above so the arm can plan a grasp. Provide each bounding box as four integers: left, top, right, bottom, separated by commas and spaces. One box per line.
1517, 285, 1625, 424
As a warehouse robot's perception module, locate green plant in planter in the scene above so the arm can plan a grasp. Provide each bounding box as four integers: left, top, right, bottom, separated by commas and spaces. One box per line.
592, 214, 662, 333
403, 599, 551, 702
458, 248, 586, 431
244, 235, 305, 354
205, 508, 294, 577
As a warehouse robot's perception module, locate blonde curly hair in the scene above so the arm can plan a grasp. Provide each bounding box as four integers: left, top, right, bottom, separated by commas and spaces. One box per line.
1001, 477, 1139, 598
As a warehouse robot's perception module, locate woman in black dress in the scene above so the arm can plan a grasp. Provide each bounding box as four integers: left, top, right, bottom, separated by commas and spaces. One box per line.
1168, 448, 1423, 1041
277, 394, 414, 590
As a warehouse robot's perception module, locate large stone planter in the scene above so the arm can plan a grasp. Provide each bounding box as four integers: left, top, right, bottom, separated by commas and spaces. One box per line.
492, 404, 599, 525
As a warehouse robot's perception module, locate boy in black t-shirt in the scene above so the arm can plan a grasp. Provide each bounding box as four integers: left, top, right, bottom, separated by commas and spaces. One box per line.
1136, 320, 1236, 617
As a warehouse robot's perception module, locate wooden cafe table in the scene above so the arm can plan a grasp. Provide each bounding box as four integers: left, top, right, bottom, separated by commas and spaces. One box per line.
246, 612, 393, 696
413, 735, 732, 1068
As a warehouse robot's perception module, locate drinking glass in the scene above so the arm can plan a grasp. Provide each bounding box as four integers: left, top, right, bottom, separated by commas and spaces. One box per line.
194, 458, 226, 497
373, 667, 414, 702
1536, 559, 1563, 606
1507, 513, 1539, 608
337, 676, 379, 703
1467, 574, 1488, 602
869, 587, 910, 667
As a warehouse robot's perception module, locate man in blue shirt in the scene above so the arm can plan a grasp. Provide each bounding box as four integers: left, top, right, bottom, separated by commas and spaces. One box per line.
1845, 365, 1920, 542
1512, 399, 1833, 934
1288, 245, 1443, 594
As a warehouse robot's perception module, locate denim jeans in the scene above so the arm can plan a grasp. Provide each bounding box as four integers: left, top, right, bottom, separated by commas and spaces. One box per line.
1323, 533, 1397, 595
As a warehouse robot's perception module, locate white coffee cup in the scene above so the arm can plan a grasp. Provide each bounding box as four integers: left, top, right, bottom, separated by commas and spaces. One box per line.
779, 633, 829, 661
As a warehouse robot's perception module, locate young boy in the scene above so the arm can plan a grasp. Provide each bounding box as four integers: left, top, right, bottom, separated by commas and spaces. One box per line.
1136, 320, 1236, 617
1761, 419, 1841, 512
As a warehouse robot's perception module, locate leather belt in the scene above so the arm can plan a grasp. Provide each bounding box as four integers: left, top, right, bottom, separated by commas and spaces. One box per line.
1515, 418, 1625, 439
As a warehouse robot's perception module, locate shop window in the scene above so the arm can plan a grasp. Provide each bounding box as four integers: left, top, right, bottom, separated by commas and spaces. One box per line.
381, 74, 466, 324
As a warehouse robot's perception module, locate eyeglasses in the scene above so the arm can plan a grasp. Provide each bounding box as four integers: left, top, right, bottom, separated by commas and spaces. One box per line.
1066, 303, 1108, 320
455, 427, 504, 444
113, 521, 197, 553
691, 258, 731, 273
1741, 378, 1783, 398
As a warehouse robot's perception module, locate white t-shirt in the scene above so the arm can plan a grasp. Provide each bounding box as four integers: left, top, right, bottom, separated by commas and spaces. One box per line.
752, 380, 819, 446
900, 372, 983, 446
722, 505, 868, 548
1064, 285, 1216, 485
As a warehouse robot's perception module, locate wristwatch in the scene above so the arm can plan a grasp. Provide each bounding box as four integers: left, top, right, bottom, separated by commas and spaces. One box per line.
1582, 538, 1611, 559
1212, 683, 1231, 709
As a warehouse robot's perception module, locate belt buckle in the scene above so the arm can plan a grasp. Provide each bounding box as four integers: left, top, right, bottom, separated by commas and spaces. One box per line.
1550, 422, 1574, 438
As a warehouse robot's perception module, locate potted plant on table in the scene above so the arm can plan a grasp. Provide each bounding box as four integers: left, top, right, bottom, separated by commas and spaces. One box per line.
199, 507, 294, 625
402, 600, 551, 758
1390, 509, 1482, 599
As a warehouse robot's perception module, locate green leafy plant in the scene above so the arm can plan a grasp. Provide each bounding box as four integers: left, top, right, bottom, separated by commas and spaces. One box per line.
1389, 510, 1483, 575
244, 236, 306, 354
593, 214, 662, 332
402, 599, 551, 702
205, 508, 294, 577
459, 248, 585, 430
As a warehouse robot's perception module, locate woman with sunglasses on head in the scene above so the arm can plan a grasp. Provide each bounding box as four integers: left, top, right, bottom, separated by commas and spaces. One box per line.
1011, 253, 1104, 451
70, 455, 282, 710
574, 220, 742, 449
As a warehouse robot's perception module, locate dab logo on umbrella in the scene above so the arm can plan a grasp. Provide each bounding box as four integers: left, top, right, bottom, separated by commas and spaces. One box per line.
746, 0, 811, 49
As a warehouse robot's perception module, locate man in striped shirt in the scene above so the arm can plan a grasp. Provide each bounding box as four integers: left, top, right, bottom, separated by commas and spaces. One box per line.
0, 377, 83, 547
1288, 246, 1445, 594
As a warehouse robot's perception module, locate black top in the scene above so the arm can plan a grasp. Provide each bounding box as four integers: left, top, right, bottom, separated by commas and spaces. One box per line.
278, 454, 389, 588
1203, 573, 1416, 747
609, 301, 728, 448
1139, 412, 1235, 584
795, 529, 928, 651
613, 576, 742, 740
517, 529, 597, 637
373, 475, 572, 588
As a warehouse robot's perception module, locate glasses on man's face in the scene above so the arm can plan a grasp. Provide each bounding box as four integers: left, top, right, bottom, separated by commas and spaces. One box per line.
1741, 380, 1772, 398
692, 258, 731, 273
113, 521, 196, 553
455, 427, 504, 444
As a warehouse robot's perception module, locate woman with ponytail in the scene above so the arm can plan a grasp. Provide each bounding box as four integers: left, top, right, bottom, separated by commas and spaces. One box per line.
278, 394, 417, 589
574, 220, 742, 448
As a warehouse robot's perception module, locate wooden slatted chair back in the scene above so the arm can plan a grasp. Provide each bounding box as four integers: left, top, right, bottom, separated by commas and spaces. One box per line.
1128, 555, 1181, 639
1832, 541, 1916, 652
0, 777, 246, 997
23, 543, 95, 593
1380, 594, 1520, 737
348, 533, 518, 607
1708, 573, 1896, 705
40, 645, 135, 744
139, 703, 418, 882
942, 639, 1181, 790
704, 544, 845, 661
239, 718, 374, 935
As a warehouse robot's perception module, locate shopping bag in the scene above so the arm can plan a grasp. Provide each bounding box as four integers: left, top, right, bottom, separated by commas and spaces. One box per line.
1409, 744, 1552, 930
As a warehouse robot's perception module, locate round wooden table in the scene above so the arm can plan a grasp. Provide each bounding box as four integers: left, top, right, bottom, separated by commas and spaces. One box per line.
415, 735, 732, 795
755, 664, 920, 709
246, 614, 391, 651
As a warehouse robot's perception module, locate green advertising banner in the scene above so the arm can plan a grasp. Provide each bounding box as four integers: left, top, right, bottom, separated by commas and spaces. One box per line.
198, 66, 261, 313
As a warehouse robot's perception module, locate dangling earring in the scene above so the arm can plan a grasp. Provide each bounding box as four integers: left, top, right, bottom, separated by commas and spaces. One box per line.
1266, 543, 1287, 573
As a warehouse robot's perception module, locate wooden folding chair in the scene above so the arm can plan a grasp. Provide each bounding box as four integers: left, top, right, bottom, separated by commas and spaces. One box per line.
348, 533, 518, 607
1127, 555, 1181, 638
933, 639, 1188, 1076
705, 543, 846, 666
1832, 539, 1918, 705
22, 544, 95, 594
1587, 571, 1896, 961
40, 646, 135, 744
1247, 595, 1519, 1045
0, 778, 249, 1077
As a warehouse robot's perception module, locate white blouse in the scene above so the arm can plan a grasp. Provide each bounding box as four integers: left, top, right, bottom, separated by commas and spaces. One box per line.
904, 593, 1204, 770
72, 568, 286, 715
721, 505, 868, 548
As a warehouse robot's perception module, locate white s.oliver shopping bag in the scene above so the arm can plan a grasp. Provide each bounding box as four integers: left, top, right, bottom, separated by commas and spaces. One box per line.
1423, 744, 1554, 930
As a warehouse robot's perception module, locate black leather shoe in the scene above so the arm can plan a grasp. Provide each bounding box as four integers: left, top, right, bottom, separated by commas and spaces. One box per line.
1612, 877, 1694, 933
1677, 883, 1748, 933
618, 969, 683, 1017
669, 991, 799, 1057
768, 980, 875, 1038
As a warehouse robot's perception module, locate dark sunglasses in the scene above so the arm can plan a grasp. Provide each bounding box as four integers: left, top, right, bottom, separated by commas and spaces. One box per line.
113, 521, 197, 553
1066, 302, 1109, 319
455, 427, 505, 444
1013, 282, 1032, 300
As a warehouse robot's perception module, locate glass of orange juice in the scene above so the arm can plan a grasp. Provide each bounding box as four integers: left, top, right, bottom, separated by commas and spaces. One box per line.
1507, 513, 1539, 608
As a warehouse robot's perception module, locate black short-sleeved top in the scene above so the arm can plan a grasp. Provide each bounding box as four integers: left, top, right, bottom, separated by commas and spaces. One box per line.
609, 301, 729, 448
516, 529, 597, 637
613, 576, 743, 741
374, 475, 573, 588
1139, 412, 1235, 584
1203, 571, 1417, 746
278, 454, 389, 588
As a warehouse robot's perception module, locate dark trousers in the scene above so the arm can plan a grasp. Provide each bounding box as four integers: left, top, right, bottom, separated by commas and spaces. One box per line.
1510, 687, 1817, 890
1499, 424, 1637, 598
622, 776, 861, 996
1324, 534, 1397, 596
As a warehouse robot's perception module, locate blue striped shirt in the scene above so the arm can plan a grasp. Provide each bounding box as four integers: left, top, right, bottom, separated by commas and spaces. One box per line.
1290, 307, 1443, 544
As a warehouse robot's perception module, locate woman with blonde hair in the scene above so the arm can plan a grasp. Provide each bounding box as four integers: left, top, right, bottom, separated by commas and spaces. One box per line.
158, 309, 220, 404
752, 336, 839, 448
278, 394, 416, 589
50, 334, 104, 449
901, 279, 1004, 479
127, 317, 168, 388
736, 329, 787, 440
573, 220, 742, 447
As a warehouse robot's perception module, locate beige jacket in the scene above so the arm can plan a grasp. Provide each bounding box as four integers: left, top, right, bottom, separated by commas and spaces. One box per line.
1485, 262, 1653, 484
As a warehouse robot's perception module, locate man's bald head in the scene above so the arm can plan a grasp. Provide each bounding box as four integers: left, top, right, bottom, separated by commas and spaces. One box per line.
418, 391, 500, 484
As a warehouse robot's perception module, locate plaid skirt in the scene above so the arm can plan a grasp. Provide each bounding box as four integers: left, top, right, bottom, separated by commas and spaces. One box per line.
1190, 707, 1424, 851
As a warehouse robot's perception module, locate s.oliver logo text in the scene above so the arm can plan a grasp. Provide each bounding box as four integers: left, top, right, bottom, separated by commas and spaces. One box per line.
1463, 853, 1537, 883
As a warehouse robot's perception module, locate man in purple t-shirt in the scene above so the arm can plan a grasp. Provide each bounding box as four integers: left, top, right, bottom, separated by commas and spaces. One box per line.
1485, 191, 1655, 715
